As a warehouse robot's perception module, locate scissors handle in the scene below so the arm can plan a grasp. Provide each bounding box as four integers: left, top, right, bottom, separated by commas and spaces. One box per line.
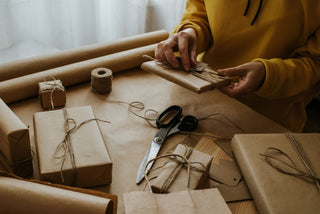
156, 105, 182, 128
178, 115, 198, 131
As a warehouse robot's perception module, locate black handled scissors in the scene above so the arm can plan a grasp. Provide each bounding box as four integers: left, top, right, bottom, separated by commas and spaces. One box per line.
136, 105, 198, 184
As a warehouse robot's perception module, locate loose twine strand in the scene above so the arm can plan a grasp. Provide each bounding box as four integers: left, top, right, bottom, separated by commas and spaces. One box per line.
53, 109, 110, 183
107, 100, 159, 128
260, 132, 320, 192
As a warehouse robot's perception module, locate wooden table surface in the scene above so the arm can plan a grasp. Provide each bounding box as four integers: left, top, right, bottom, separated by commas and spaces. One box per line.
8, 68, 287, 213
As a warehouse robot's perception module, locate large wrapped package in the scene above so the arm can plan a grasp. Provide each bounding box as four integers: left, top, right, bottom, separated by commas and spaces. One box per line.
34, 106, 112, 187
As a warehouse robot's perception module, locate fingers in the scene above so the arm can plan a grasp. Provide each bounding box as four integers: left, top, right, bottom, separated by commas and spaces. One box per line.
155, 28, 197, 70
155, 36, 180, 68
178, 32, 191, 71
218, 62, 266, 97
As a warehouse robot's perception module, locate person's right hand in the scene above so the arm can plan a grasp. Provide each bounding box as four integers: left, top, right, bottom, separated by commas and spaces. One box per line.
155, 28, 198, 71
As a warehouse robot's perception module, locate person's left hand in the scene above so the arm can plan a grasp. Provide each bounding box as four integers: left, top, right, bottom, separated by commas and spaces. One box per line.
217, 62, 266, 97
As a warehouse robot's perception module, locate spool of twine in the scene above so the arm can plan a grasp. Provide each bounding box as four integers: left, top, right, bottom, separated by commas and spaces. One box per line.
91, 68, 112, 94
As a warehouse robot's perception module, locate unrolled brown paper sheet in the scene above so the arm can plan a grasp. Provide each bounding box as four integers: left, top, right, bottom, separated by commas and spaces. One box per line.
0, 175, 114, 214
0, 44, 156, 104
0, 30, 169, 81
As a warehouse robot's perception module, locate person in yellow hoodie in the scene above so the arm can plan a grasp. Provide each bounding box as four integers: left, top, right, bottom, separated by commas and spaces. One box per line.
155, 0, 320, 132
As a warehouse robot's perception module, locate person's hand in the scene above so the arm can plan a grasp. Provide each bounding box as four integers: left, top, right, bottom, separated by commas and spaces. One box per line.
155, 28, 197, 71
217, 62, 266, 97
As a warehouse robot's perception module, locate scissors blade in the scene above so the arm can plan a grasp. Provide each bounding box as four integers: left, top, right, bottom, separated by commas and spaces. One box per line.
136, 140, 162, 184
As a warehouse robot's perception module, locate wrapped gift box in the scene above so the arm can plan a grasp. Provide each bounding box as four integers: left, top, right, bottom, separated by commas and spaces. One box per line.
0, 98, 33, 177
39, 79, 66, 109
124, 188, 231, 214
150, 144, 212, 193
231, 133, 320, 214
34, 106, 112, 187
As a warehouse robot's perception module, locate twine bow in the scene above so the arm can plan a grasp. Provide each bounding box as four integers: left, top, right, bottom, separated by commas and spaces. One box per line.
41, 76, 65, 109
260, 132, 320, 192
144, 145, 206, 193
53, 109, 110, 184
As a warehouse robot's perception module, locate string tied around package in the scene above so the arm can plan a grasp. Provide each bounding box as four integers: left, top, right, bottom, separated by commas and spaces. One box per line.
91, 67, 113, 94
142, 55, 231, 88
53, 109, 111, 184
260, 132, 320, 192
41, 76, 65, 110
144, 144, 206, 193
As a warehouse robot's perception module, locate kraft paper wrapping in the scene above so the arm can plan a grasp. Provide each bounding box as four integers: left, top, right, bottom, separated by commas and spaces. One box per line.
0, 44, 156, 104
34, 106, 112, 187
141, 60, 230, 93
39, 80, 66, 109
0, 30, 169, 81
231, 133, 320, 214
9, 69, 288, 213
0, 98, 32, 165
150, 144, 212, 193
123, 188, 232, 214
0, 175, 114, 214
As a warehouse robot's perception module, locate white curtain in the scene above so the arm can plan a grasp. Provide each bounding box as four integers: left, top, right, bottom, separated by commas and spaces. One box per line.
0, 0, 186, 63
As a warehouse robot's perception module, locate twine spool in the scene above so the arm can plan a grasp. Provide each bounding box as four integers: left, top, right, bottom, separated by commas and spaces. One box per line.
91, 68, 112, 94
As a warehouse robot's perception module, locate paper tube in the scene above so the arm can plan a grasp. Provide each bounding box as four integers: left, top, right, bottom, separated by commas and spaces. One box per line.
0, 44, 156, 104
0, 30, 169, 81
0, 176, 113, 214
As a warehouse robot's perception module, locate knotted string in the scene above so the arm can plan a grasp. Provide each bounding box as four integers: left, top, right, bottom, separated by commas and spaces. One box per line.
53, 109, 110, 184
260, 133, 320, 192
142, 55, 230, 88
41, 76, 65, 109
144, 145, 206, 193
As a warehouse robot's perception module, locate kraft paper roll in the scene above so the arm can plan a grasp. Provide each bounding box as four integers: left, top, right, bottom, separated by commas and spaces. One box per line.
0, 176, 113, 214
0, 30, 169, 82
0, 98, 31, 163
0, 44, 155, 104
91, 68, 113, 94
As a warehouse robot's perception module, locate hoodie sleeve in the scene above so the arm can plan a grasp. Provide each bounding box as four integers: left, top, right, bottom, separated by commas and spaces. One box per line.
254, 27, 320, 100
172, 0, 212, 53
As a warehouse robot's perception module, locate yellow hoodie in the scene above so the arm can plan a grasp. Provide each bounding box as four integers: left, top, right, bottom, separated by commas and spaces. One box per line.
173, 0, 320, 132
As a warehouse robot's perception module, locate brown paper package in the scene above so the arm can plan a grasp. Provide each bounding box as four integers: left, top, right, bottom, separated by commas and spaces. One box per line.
123, 188, 232, 214
0, 172, 116, 214
39, 80, 67, 109
0, 30, 169, 81
34, 106, 112, 187
0, 98, 33, 177
0, 44, 157, 104
231, 133, 320, 214
151, 144, 212, 193
141, 60, 230, 93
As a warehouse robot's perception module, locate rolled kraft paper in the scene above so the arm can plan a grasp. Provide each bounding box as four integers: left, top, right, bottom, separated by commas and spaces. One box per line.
0, 98, 31, 163
0, 176, 113, 214
91, 68, 113, 94
0, 30, 169, 81
0, 44, 155, 104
